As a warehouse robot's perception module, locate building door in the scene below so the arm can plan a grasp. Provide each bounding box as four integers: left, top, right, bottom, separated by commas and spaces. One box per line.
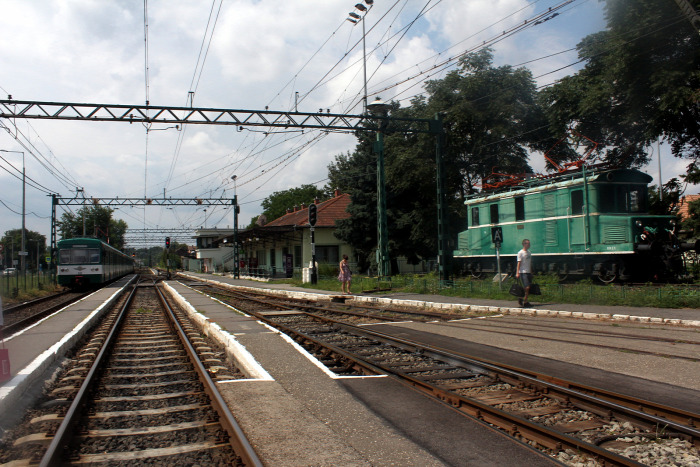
269, 248, 276, 275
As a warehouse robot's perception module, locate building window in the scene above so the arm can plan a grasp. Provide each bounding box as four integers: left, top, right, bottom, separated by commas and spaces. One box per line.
294, 245, 302, 268
471, 207, 479, 226
571, 190, 584, 215
490, 204, 499, 224
256, 249, 267, 265
316, 245, 339, 264
515, 196, 525, 221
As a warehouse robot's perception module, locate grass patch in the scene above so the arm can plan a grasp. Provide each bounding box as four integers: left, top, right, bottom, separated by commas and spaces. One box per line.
1, 273, 62, 306
270, 272, 700, 309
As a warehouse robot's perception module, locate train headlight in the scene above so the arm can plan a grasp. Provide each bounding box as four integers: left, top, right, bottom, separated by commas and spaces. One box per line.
669, 219, 676, 228
635, 220, 643, 228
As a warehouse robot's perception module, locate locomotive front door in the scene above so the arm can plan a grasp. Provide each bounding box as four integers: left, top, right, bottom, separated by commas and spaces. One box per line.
569, 190, 586, 248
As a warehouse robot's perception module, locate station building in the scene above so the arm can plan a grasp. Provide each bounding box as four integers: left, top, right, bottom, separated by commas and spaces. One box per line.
237, 190, 354, 278
188, 190, 431, 278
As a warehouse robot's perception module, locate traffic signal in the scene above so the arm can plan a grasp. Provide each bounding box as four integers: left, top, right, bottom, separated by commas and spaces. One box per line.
308, 203, 317, 226
165, 237, 170, 249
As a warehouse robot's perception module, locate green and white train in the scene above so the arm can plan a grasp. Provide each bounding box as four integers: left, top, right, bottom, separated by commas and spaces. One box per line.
57, 238, 135, 287
453, 168, 700, 282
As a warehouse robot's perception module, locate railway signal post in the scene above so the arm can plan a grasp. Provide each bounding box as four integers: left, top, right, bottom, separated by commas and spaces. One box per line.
492, 227, 504, 289
165, 237, 170, 279
308, 204, 318, 284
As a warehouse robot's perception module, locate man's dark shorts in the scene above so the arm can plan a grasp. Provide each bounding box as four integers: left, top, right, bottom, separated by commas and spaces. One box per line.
520, 273, 533, 289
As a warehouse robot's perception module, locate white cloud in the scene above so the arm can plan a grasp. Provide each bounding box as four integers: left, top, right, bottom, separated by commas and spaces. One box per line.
2, 0, 691, 247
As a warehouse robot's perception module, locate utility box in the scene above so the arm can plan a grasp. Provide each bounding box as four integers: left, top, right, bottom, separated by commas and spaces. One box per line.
0, 349, 10, 383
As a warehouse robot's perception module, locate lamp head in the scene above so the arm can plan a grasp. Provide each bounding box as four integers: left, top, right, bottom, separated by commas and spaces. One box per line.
367, 97, 390, 115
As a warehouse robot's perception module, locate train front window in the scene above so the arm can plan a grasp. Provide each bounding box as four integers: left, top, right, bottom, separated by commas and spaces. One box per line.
89, 249, 100, 263
628, 187, 645, 212
59, 249, 72, 264
59, 248, 100, 264
471, 207, 479, 226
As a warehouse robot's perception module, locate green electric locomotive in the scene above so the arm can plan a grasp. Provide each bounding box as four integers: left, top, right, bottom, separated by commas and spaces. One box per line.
57, 238, 135, 287
453, 167, 699, 282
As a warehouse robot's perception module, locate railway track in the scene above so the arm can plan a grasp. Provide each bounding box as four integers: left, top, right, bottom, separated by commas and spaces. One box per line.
0, 280, 261, 466
196, 283, 460, 324
1, 291, 92, 336
197, 283, 700, 466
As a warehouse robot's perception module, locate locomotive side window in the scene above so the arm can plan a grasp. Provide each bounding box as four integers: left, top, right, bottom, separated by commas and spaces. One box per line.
490, 204, 499, 224
471, 207, 480, 226
515, 196, 525, 221
571, 190, 584, 215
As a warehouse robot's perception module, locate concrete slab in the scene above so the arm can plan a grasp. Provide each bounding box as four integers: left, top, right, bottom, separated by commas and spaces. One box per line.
0, 275, 136, 420
165, 280, 556, 466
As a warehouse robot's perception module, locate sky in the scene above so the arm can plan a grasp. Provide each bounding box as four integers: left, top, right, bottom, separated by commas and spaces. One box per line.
0, 0, 694, 250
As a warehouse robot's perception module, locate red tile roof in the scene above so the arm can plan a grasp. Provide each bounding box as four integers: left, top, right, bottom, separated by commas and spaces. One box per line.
678, 194, 700, 220
265, 193, 351, 228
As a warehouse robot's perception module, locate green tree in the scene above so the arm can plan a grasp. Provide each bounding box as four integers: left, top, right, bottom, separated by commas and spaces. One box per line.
1, 229, 47, 270
539, 0, 700, 173
58, 205, 128, 250
648, 178, 684, 215
329, 49, 546, 272
250, 184, 330, 226
424, 49, 548, 192
683, 199, 700, 237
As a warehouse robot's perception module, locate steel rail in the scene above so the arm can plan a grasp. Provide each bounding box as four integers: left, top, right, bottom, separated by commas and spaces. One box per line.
2, 291, 92, 336
40, 281, 138, 467
154, 285, 263, 467
2, 290, 72, 314
246, 307, 696, 466
214, 284, 700, 430
325, 317, 700, 441
204, 286, 403, 322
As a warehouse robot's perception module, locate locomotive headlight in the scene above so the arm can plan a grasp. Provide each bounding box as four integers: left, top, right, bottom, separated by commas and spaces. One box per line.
669, 219, 676, 227
635, 220, 643, 228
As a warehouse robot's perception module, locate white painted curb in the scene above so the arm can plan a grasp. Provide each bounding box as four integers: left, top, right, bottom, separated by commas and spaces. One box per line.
0, 275, 138, 414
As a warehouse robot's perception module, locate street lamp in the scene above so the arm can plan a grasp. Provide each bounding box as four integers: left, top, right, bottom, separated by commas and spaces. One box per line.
347, 0, 373, 113
232, 175, 240, 279
1, 149, 26, 274
367, 97, 391, 278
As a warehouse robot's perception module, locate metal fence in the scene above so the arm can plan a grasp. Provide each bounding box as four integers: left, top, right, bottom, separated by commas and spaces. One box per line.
1, 270, 56, 299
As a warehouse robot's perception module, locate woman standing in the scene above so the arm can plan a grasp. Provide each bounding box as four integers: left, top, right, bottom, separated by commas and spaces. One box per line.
338, 254, 352, 294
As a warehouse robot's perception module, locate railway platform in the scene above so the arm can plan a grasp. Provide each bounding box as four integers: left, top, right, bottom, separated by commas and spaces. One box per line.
164, 279, 556, 466
0, 274, 137, 429
177, 271, 699, 414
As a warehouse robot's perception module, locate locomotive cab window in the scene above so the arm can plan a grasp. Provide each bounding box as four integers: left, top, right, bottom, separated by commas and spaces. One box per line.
490, 204, 499, 224
471, 207, 480, 226
515, 196, 525, 221
571, 190, 584, 215
598, 184, 648, 213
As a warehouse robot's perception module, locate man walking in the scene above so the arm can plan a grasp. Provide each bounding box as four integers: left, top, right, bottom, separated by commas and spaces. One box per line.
516, 239, 532, 307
